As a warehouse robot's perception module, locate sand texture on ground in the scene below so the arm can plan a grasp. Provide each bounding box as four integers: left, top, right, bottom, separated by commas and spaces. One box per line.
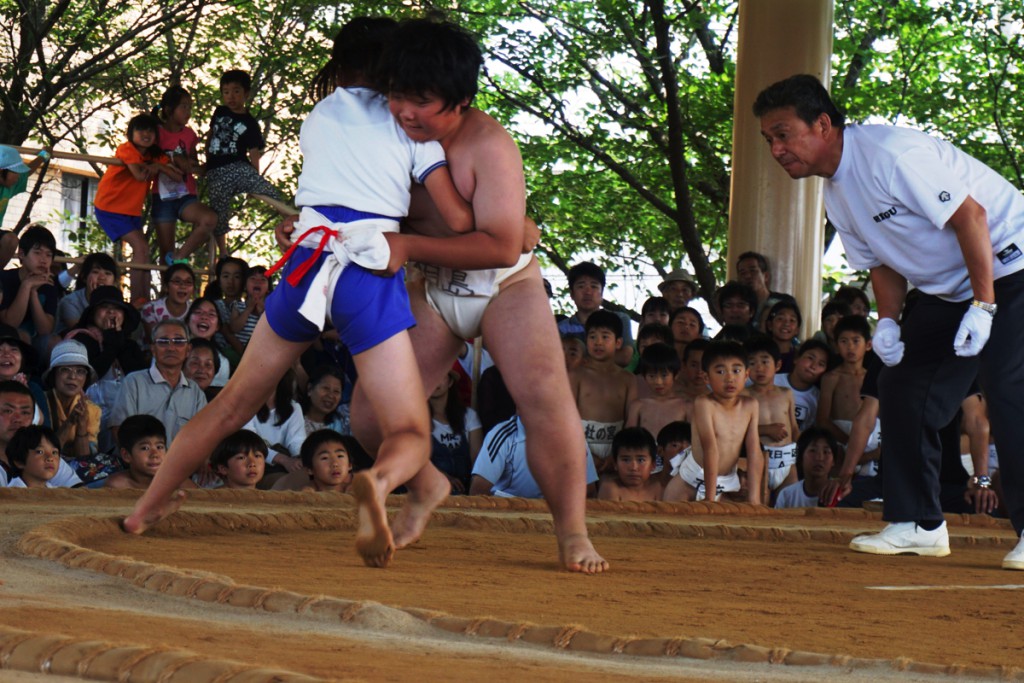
2, 487, 1023, 682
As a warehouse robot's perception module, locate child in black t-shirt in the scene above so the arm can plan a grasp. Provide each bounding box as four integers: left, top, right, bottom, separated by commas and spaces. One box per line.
204, 69, 286, 253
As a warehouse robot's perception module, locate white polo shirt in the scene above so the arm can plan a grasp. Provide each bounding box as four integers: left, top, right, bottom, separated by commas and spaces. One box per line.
295, 87, 447, 215
826, 124, 1024, 302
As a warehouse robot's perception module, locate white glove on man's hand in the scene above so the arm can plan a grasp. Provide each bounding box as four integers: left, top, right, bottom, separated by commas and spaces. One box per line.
954, 305, 994, 357
873, 317, 904, 366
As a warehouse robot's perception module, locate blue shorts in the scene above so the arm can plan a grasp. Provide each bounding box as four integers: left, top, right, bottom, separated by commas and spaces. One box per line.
263, 205, 414, 355
95, 208, 142, 242
151, 194, 199, 223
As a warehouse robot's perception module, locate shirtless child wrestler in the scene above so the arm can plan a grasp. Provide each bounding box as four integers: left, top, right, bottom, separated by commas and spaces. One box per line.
817, 316, 872, 447
743, 336, 800, 496
627, 343, 692, 440
570, 310, 637, 472
664, 341, 764, 504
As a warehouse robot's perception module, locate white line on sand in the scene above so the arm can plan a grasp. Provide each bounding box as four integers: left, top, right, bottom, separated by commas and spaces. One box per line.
867, 584, 1024, 591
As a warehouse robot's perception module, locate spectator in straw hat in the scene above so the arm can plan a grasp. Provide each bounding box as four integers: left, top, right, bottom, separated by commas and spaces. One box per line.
42, 338, 101, 458
658, 268, 698, 312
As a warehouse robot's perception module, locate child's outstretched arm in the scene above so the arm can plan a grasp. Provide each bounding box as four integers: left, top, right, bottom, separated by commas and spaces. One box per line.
124, 162, 154, 182
693, 396, 718, 501
422, 166, 473, 234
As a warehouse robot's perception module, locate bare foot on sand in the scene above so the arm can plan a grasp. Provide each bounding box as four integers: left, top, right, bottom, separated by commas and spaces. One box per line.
122, 490, 188, 535
352, 471, 395, 568
392, 466, 450, 549
559, 533, 609, 574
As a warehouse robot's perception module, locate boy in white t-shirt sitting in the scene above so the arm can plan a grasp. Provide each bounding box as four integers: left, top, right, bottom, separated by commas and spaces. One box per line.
775, 427, 839, 509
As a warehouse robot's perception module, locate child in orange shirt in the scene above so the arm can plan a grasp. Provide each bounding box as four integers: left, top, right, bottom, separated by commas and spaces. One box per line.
93, 113, 183, 300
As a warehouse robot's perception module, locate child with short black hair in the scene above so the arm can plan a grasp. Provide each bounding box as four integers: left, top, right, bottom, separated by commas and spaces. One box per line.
300, 428, 352, 492
640, 296, 671, 327
774, 427, 839, 509
210, 429, 267, 489
627, 343, 691, 441
815, 299, 851, 353
6, 425, 62, 488
818, 317, 875, 462
655, 420, 691, 485
598, 426, 662, 501
0, 225, 61, 347
663, 341, 763, 504
743, 335, 800, 497
570, 310, 637, 472
105, 414, 196, 490
775, 339, 831, 431
204, 69, 287, 252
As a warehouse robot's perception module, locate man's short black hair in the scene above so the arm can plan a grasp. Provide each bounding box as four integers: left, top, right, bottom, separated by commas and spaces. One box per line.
737, 251, 769, 273
638, 343, 681, 376
386, 18, 483, 112
611, 426, 656, 460
752, 74, 846, 130
744, 334, 781, 363
567, 261, 605, 289
701, 340, 746, 373
834, 315, 872, 342
0, 380, 33, 403
220, 69, 252, 92
18, 225, 56, 255
656, 420, 691, 448
118, 414, 166, 454
585, 309, 623, 338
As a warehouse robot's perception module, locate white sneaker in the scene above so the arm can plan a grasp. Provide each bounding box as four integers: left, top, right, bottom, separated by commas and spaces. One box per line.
1002, 532, 1024, 570
849, 521, 950, 557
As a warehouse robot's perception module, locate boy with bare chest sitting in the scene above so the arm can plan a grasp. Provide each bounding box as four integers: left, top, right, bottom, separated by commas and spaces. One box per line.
663, 341, 763, 504
817, 317, 878, 459
626, 343, 692, 442
743, 336, 800, 496
597, 426, 663, 502
570, 310, 638, 472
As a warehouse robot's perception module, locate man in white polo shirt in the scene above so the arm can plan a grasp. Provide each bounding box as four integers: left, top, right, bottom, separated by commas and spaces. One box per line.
753, 74, 1024, 569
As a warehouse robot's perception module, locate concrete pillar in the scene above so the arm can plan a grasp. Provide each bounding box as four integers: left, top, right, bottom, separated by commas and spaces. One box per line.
728, 0, 834, 339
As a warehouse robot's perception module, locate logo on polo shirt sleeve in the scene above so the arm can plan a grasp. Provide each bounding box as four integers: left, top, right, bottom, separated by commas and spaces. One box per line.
939, 191, 951, 202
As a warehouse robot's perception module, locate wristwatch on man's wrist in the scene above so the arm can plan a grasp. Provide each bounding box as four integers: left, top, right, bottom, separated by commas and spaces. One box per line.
971, 299, 998, 316
969, 475, 992, 489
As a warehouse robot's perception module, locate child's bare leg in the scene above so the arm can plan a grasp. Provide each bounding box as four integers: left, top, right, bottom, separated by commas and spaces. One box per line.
123, 318, 310, 534
350, 330, 432, 567
154, 221, 176, 263
123, 230, 151, 302
176, 203, 217, 259
350, 280, 461, 550
482, 273, 608, 574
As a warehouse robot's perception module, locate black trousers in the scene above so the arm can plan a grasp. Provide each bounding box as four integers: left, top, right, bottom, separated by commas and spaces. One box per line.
878, 269, 1024, 534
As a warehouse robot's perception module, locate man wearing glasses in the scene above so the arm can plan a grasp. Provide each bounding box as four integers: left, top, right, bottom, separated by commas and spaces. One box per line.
110, 319, 206, 444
